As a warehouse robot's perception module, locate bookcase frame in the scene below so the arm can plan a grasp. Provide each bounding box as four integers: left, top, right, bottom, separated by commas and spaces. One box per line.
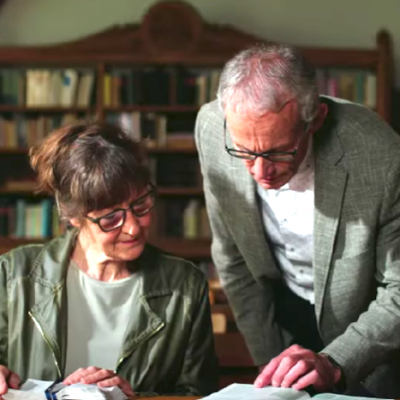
0, 1, 394, 257
0, 1, 393, 257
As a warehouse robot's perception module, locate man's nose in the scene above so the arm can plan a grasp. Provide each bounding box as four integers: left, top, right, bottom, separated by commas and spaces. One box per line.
250, 157, 274, 180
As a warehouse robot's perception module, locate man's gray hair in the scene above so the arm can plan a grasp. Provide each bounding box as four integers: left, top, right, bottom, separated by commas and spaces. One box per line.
217, 43, 319, 122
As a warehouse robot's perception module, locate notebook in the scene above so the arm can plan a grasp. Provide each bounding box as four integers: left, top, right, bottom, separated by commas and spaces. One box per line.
3, 379, 128, 400
201, 383, 392, 400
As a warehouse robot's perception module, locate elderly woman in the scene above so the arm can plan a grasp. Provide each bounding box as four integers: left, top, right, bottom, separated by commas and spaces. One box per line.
0, 122, 218, 397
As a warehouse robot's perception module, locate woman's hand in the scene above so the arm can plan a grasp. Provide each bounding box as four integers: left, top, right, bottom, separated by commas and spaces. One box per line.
0, 365, 20, 395
63, 366, 135, 398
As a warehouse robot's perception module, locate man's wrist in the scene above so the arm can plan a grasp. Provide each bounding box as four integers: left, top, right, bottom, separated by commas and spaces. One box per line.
320, 352, 346, 391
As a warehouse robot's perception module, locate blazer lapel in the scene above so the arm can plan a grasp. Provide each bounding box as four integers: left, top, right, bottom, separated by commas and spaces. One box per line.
313, 130, 348, 322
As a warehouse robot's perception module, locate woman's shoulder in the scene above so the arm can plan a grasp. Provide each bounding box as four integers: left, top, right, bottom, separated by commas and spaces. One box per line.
0, 243, 45, 278
140, 245, 208, 292
0, 231, 75, 280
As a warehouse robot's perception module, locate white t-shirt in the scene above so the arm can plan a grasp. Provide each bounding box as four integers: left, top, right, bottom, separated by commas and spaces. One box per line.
65, 261, 138, 376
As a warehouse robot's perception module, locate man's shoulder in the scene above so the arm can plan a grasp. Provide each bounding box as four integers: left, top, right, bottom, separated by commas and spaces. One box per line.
196, 100, 224, 141
323, 96, 400, 151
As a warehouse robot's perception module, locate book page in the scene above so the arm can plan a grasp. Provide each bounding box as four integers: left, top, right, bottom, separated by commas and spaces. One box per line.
203, 383, 311, 400
3, 379, 53, 400
314, 393, 392, 400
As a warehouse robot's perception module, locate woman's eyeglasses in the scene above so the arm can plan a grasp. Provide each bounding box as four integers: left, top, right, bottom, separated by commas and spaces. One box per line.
86, 184, 156, 233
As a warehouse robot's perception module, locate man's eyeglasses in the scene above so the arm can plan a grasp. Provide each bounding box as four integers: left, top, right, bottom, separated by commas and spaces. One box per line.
86, 183, 156, 233
224, 120, 306, 162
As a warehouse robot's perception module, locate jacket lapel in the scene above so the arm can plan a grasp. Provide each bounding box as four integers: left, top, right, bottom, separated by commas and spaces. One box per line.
313, 127, 348, 322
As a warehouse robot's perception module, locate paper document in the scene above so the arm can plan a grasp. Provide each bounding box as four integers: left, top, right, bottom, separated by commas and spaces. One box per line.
3, 379, 128, 400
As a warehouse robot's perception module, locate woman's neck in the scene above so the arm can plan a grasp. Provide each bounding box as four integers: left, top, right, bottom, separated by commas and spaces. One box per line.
71, 233, 131, 282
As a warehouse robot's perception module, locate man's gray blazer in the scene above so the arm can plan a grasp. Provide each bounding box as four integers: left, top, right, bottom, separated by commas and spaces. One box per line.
195, 96, 400, 396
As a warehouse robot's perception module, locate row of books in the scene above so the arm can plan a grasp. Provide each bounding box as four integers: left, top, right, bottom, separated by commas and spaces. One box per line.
103, 67, 221, 107
154, 199, 211, 239
107, 111, 196, 149
0, 113, 86, 148
316, 69, 377, 108
0, 69, 95, 107
0, 111, 196, 149
177, 68, 221, 106
0, 199, 64, 238
149, 156, 200, 187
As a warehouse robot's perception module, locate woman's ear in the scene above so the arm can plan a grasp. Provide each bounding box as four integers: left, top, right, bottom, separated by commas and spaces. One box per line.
69, 217, 81, 228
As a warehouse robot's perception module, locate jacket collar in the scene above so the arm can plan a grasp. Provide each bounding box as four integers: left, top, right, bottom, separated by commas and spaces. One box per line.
28, 231, 170, 377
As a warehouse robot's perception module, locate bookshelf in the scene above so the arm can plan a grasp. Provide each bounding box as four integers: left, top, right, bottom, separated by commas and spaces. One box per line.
0, 1, 393, 258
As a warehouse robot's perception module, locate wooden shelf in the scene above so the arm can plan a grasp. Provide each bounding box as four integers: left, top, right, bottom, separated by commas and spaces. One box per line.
0, 106, 94, 113
104, 105, 199, 113
157, 187, 203, 196
0, 145, 198, 156
0, 186, 203, 197
150, 237, 211, 259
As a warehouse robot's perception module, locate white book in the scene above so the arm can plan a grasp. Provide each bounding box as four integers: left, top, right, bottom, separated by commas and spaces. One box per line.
364, 73, 377, 109
61, 69, 79, 106
3, 379, 128, 400
201, 383, 391, 400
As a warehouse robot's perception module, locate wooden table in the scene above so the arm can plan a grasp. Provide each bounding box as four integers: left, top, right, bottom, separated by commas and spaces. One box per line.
144, 397, 199, 400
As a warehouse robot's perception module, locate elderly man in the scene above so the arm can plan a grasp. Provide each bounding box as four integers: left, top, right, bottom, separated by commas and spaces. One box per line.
195, 43, 400, 397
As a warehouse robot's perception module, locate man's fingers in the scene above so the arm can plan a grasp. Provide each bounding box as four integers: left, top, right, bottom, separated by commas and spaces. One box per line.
8, 372, 20, 389
281, 359, 311, 388
270, 356, 298, 387
254, 358, 280, 388
292, 369, 319, 391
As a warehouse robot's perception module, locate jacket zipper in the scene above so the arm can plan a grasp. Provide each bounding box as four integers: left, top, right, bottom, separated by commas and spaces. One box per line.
115, 322, 165, 372
28, 311, 62, 378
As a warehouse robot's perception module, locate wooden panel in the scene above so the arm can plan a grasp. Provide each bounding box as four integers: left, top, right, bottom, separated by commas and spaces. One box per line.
214, 332, 254, 367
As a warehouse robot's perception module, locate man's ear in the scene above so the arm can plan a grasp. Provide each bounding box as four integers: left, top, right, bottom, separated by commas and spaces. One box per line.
69, 218, 81, 228
311, 103, 328, 134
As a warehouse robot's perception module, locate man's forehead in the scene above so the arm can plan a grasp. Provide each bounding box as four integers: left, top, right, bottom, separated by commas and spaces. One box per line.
225, 101, 300, 130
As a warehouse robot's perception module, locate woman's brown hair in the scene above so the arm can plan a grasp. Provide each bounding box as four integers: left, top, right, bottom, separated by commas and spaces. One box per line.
29, 121, 150, 221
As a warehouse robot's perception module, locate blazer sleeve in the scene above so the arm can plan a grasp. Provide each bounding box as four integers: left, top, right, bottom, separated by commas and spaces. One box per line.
194, 105, 285, 366
322, 158, 400, 390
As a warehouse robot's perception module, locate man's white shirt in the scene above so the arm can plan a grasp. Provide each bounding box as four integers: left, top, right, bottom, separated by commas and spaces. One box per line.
257, 139, 315, 303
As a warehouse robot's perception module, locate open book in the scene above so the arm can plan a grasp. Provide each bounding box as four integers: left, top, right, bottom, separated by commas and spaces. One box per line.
201, 383, 391, 400
3, 379, 128, 400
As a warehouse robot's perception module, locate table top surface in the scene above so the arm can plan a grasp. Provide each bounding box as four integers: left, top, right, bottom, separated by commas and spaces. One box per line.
144, 397, 199, 399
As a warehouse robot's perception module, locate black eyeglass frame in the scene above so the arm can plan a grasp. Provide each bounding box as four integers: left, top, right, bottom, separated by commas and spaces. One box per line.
85, 183, 156, 233
223, 120, 308, 162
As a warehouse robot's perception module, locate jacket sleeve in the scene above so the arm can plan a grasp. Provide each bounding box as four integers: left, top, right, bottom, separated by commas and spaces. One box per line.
0, 255, 9, 366
194, 105, 285, 366
322, 159, 400, 390
173, 275, 218, 396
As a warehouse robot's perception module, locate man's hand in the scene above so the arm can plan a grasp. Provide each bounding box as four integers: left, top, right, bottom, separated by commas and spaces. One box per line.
0, 365, 20, 395
254, 345, 341, 391
63, 366, 135, 398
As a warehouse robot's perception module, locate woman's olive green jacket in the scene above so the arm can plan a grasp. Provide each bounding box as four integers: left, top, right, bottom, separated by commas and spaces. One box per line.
0, 229, 218, 396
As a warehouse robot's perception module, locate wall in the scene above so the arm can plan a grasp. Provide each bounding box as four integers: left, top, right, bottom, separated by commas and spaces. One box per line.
0, 0, 398, 87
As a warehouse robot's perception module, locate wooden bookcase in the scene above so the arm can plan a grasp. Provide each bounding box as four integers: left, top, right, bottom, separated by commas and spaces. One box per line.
0, 0, 394, 387
0, 1, 393, 258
